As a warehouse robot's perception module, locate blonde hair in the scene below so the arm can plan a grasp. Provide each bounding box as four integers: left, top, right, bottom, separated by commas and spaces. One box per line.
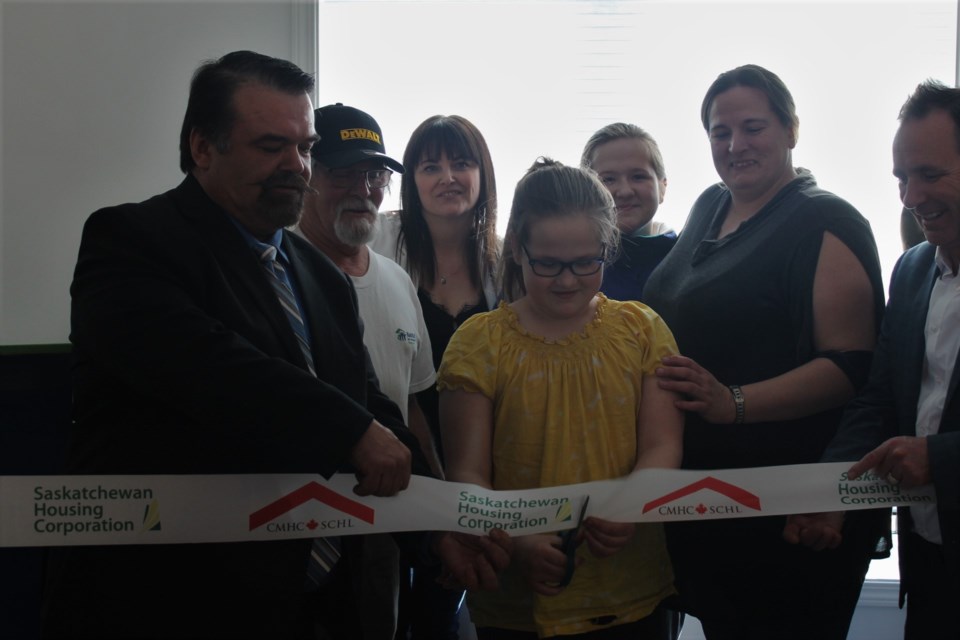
580, 122, 667, 181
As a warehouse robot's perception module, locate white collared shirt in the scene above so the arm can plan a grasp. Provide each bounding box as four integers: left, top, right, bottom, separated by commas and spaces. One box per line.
913, 248, 960, 544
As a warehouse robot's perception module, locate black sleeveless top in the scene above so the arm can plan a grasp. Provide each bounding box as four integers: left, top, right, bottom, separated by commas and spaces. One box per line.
416, 290, 490, 462
643, 170, 885, 470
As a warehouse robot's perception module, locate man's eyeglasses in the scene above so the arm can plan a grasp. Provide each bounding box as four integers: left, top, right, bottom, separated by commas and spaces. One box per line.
520, 244, 606, 277
327, 168, 393, 190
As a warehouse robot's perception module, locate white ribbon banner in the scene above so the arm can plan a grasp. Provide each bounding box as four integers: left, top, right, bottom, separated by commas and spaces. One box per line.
0, 462, 934, 548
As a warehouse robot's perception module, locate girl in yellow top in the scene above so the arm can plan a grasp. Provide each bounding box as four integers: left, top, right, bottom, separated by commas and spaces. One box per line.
437, 158, 684, 639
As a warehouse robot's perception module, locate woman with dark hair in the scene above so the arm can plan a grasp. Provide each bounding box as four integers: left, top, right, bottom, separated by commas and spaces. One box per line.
370, 114, 500, 640
643, 64, 890, 638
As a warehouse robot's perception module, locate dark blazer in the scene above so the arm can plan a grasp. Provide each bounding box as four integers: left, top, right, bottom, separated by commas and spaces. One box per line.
825, 242, 960, 584
41, 176, 426, 639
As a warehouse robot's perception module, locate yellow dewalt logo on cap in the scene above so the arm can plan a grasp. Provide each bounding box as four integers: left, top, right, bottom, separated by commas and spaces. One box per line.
340, 128, 381, 144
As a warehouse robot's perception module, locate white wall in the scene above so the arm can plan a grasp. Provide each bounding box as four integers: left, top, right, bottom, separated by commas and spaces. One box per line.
0, 0, 316, 346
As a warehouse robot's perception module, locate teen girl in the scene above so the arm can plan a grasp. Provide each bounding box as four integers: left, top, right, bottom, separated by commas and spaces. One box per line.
438, 158, 684, 639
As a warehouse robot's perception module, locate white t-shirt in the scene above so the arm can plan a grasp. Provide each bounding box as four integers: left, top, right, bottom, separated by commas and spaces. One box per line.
351, 249, 436, 422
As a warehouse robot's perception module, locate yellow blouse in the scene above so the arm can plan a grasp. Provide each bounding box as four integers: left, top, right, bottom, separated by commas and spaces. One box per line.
437, 295, 678, 637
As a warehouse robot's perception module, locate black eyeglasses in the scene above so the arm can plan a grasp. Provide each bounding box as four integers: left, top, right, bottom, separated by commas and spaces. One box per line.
326, 168, 393, 190
520, 244, 606, 277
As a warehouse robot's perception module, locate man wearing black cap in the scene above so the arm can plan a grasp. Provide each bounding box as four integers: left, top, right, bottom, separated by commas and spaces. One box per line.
299, 103, 444, 638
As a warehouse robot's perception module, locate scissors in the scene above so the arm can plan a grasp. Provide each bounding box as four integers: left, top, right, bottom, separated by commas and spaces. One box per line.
555, 495, 590, 588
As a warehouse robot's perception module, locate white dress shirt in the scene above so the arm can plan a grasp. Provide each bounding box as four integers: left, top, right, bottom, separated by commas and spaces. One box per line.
913, 248, 960, 544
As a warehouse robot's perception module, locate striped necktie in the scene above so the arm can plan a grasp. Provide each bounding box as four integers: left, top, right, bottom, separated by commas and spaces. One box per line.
259, 245, 316, 376
259, 245, 341, 586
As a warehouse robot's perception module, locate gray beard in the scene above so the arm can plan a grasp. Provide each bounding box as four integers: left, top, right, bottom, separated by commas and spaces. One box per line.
333, 200, 378, 246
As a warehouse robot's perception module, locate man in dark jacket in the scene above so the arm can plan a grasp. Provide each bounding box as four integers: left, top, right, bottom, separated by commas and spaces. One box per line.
785, 79, 960, 640
41, 50, 507, 640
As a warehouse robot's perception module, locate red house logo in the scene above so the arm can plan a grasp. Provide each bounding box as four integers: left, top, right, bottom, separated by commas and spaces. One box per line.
249, 481, 376, 530
642, 477, 761, 514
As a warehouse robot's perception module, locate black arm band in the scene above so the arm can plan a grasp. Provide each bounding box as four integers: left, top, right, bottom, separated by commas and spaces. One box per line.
814, 350, 874, 392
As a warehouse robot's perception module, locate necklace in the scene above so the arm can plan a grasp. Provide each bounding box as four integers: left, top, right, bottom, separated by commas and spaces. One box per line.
437, 263, 464, 286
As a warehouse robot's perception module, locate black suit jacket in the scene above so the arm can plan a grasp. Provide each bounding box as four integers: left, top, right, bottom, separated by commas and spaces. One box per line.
825, 242, 960, 583
42, 176, 426, 639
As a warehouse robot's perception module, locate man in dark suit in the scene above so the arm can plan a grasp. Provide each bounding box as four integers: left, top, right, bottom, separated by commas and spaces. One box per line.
784, 80, 960, 639
41, 50, 507, 639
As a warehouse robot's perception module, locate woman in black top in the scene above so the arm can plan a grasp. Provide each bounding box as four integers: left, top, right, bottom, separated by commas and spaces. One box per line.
643, 64, 889, 639
370, 114, 500, 640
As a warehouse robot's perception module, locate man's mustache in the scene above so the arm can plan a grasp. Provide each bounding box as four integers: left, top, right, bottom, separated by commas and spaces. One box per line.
336, 197, 379, 216
260, 173, 318, 196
